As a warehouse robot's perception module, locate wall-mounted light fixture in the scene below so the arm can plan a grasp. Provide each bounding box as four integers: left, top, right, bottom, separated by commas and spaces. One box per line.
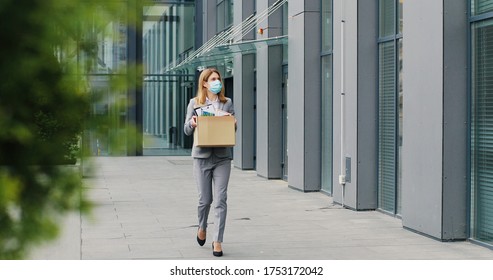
257, 27, 268, 35
257, 27, 281, 35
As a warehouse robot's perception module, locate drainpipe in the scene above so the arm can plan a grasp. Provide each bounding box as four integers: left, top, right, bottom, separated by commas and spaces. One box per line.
338, 18, 346, 207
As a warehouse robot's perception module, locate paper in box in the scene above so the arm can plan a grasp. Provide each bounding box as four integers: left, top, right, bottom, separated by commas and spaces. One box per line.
194, 115, 235, 147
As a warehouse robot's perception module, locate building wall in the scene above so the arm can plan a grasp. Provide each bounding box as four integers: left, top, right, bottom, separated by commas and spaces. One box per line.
441, 0, 468, 240
402, 0, 444, 238
356, 0, 378, 210
402, 0, 468, 240
332, 0, 358, 205
287, 0, 322, 191
233, 1, 256, 170
201, 0, 471, 242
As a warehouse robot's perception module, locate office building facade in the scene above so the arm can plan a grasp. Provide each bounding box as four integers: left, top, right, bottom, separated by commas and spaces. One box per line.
87, 0, 493, 248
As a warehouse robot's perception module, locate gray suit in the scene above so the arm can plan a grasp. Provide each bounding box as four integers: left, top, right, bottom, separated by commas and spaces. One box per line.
183, 97, 235, 243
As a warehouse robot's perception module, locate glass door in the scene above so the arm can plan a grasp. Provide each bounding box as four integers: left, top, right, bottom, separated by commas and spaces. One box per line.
141, 2, 195, 155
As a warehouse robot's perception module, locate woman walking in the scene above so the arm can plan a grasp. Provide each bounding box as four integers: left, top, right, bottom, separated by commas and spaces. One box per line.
183, 68, 235, 257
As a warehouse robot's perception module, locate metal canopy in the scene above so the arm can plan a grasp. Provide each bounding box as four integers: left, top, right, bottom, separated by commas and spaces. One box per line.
163, 0, 288, 73
169, 35, 287, 71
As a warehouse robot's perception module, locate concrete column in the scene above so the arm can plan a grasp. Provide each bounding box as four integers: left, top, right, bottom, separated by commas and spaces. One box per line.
402, 0, 467, 240
332, 0, 378, 209
233, 1, 256, 169
287, 0, 321, 190
332, 0, 356, 202
356, 0, 378, 210
256, 0, 284, 178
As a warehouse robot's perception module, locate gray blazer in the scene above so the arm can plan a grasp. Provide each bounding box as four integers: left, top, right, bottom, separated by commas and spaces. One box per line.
184, 97, 235, 159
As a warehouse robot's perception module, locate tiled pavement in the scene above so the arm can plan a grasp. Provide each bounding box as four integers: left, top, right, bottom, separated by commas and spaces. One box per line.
29, 156, 493, 260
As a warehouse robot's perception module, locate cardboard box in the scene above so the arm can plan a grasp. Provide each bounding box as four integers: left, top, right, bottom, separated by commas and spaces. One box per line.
194, 115, 235, 147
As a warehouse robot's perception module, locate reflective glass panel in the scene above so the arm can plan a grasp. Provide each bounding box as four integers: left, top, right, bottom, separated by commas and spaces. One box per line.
142, 3, 195, 156
378, 41, 396, 213
321, 55, 333, 194
322, 0, 333, 52
472, 0, 493, 16
471, 18, 493, 244
379, 0, 395, 37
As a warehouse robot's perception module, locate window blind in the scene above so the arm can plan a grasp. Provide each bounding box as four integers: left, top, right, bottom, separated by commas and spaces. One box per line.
378, 42, 396, 213
474, 0, 493, 15
472, 19, 493, 243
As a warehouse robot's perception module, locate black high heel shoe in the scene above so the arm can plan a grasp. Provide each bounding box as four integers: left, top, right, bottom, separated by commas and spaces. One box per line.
212, 242, 223, 257
196, 229, 206, 246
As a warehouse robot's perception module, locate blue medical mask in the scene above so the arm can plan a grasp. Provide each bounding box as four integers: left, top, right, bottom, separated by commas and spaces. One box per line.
208, 80, 222, 94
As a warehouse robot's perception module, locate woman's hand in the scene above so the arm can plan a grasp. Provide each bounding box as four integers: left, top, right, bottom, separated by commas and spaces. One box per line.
190, 115, 198, 128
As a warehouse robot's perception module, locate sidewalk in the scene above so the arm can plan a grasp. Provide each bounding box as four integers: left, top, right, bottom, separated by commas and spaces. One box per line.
33, 156, 493, 260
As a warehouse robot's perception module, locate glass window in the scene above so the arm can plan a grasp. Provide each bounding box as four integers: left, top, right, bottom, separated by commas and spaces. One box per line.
282, 2, 288, 64
398, 0, 403, 34
283, 2, 288, 36
322, 0, 333, 52
378, 0, 403, 215
472, 0, 493, 16
321, 55, 333, 194
378, 42, 396, 213
217, 1, 225, 32
83, 3, 128, 156
379, 0, 395, 37
227, 0, 233, 27
397, 37, 403, 214
321, 0, 333, 194
216, 0, 233, 33
142, 3, 195, 156
471, 18, 493, 245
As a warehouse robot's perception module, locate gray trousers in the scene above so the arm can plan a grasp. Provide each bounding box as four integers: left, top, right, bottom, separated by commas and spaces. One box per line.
193, 154, 231, 242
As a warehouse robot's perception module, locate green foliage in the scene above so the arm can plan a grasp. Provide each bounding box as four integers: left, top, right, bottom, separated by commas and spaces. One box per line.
0, 0, 130, 259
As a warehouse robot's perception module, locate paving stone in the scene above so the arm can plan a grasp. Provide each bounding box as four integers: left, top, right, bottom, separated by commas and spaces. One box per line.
31, 156, 493, 260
